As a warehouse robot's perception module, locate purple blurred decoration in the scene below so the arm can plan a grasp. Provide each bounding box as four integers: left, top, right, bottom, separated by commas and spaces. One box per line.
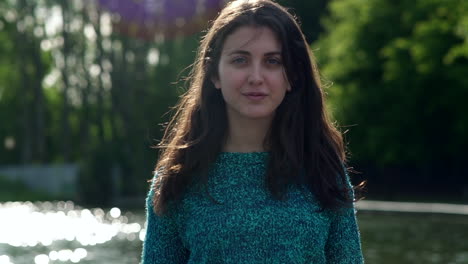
97, 0, 226, 39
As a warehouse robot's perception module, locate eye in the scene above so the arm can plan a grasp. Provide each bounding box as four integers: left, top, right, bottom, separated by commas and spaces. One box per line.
266, 57, 282, 65
231, 56, 247, 64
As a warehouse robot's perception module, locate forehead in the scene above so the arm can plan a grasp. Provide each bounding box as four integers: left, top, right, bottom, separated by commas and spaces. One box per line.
221, 26, 281, 54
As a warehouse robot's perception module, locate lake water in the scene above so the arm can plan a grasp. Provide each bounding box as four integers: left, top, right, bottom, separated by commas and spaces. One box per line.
0, 201, 144, 264
359, 211, 468, 264
0, 201, 467, 264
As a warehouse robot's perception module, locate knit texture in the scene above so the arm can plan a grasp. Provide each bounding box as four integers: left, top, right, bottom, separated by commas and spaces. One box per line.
141, 152, 364, 263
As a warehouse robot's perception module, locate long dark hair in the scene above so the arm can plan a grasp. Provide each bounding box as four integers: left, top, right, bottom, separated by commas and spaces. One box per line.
152, 0, 357, 215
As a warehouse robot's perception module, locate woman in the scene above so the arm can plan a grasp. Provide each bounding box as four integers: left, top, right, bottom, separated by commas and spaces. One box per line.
142, 0, 364, 263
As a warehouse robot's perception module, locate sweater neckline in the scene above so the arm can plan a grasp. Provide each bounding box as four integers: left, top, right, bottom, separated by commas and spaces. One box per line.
215, 151, 269, 165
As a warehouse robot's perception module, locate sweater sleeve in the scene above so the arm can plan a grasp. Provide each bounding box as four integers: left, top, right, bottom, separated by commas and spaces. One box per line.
141, 175, 189, 264
324, 173, 364, 264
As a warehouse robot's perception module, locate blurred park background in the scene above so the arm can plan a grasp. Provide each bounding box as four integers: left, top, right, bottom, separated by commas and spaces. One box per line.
0, 0, 467, 263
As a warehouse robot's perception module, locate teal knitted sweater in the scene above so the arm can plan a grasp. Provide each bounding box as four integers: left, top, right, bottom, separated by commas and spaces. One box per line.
141, 152, 364, 263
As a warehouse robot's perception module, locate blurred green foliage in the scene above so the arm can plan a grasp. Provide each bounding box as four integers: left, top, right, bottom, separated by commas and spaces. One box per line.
0, 0, 467, 203
0, 0, 202, 204
315, 0, 468, 167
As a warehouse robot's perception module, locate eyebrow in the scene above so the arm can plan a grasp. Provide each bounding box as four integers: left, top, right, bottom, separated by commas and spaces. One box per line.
226, 50, 282, 56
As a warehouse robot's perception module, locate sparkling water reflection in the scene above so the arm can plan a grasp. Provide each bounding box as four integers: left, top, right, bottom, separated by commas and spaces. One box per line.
0, 201, 144, 264
0, 255, 14, 264
2, 201, 468, 263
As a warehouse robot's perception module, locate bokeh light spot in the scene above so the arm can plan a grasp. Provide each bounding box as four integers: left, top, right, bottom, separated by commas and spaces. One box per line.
110, 207, 121, 218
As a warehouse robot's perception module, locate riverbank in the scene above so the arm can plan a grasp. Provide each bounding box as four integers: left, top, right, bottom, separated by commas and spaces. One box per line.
356, 200, 468, 215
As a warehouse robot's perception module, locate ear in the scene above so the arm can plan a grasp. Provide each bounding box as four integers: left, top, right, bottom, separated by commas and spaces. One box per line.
286, 83, 292, 92
211, 76, 221, 89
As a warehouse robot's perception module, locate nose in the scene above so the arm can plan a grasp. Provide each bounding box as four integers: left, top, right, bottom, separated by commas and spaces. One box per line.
248, 63, 264, 86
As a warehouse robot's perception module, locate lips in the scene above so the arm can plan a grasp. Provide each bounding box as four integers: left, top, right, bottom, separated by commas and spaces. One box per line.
243, 92, 267, 101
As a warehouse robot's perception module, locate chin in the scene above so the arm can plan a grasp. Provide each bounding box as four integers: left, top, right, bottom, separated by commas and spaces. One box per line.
241, 111, 275, 120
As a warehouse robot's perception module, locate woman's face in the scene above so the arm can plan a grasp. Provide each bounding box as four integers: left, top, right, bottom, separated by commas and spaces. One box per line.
212, 26, 290, 124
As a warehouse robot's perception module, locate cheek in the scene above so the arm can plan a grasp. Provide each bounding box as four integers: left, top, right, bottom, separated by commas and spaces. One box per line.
220, 69, 245, 89
269, 72, 290, 91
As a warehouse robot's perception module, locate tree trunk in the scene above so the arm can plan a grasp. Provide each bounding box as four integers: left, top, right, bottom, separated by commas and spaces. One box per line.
60, 1, 72, 161
16, 0, 33, 164
31, 34, 46, 162
79, 8, 91, 155
95, 7, 105, 144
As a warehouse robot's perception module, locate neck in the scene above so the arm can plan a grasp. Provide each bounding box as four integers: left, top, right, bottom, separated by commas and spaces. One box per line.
224, 115, 272, 153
